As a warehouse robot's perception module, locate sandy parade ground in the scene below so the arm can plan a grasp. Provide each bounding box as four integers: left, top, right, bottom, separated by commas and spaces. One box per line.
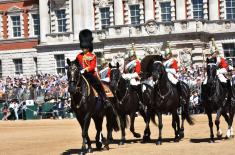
0, 114, 235, 155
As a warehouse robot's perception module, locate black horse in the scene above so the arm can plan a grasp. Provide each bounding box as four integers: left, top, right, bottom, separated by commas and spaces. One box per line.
201, 58, 233, 142
229, 75, 235, 138
150, 60, 194, 145
66, 59, 119, 153
109, 63, 149, 145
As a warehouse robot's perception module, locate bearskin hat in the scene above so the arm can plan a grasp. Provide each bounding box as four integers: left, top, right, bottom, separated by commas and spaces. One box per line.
79, 29, 93, 52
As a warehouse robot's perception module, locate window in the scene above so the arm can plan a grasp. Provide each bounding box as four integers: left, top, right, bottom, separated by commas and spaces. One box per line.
11, 16, 21, 37
14, 59, 23, 75
160, 2, 171, 22
100, 7, 110, 29
192, 0, 203, 19
223, 43, 235, 66
130, 5, 140, 24
55, 55, 65, 74
0, 60, 2, 79
226, 0, 235, 19
56, 10, 67, 32
32, 14, 40, 36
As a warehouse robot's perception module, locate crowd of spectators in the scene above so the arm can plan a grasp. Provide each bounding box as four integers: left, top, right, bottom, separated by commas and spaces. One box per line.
0, 64, 210, 120
179, 65, 205, 114
0, 74, 73, 120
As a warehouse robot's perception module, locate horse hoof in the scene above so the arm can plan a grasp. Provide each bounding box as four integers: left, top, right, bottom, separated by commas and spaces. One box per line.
119, 141, 125, 145
87, 148, 93, 153
108, 137, 114, 141
142, 136, 151, 143
103, 145, 109, 151
179, 132, 184, 139
174, 138, 180, 142
209, 139, 215, 143
156, 140, 162, 145
134, 133, 141, 138
79, 152, 85, 155
217, 130, 223, 138
96, 142, 102, 150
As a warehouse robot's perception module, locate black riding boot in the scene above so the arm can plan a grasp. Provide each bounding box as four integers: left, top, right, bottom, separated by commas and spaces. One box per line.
99, 92, 111, 109
176, 82, 182, 100
227, 80, 231, 95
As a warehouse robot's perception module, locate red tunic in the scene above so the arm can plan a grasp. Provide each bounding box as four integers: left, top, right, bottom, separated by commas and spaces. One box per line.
135, 60, 141, 74
218, 57, 228, 69
171, 59, 178, 72
107, 68, 111, 78
76, 52, 97, 75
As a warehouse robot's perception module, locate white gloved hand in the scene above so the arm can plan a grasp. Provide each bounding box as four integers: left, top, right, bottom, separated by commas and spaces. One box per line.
166, 68, 176, 74
122, 74, 130, 80
80, 69, 86, 74
216, 68, 227, 75
130, 73, 139, 79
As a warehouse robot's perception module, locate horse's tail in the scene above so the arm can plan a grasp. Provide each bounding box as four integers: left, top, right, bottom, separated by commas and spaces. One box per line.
150, 112, 157, 126
106, 104, 120, 132
181, 99, 195, 125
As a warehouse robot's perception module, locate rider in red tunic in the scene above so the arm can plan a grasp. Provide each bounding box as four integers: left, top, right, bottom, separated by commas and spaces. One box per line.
76, 29, 108, 106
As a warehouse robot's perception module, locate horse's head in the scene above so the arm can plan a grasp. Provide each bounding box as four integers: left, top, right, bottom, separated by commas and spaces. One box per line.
66, 58, 82, 94
109, 62, 120, 91
206, 57, 217, 83
152, 60, 165, 85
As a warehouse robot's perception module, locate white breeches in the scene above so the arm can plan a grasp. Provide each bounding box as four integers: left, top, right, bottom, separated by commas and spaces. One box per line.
101, 77, 110, 83
167, 73, 178, 85
130, 78, 140, 86
203, 74, 227, 85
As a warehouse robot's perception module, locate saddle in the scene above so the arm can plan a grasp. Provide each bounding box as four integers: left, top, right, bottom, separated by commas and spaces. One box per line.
92, 83, 114, 98
81, 75, 114, 98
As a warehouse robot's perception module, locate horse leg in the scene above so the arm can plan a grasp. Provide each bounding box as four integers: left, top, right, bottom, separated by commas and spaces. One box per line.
229, 103, 235, 138
93, 116, 107, 150
180, 114, 185, 139
215, 108, 223, 139
106, 107, 113, 141
221, 112, 232, 139
130, 113, 141, 138
171, 112, 180, 142
141, 108, 151, 142
119, 114, 126, 145
81, 113, 92, 153
156, 112, 163, 145
75, 113, 91, 153
206, 111, 215, 143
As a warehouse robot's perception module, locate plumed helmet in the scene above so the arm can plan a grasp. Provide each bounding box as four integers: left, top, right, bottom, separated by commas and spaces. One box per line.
162, 42, 172, 59
129, 43, 136, 57
129, 49, 136, 57
210, 38, 219, 54
79, 29, 93, 51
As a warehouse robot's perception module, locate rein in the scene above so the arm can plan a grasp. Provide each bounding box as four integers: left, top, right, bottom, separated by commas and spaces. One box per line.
156, 82, 172, 100
153, 60, 172, 100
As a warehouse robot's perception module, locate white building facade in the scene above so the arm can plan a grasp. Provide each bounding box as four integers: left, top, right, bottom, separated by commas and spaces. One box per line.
0, 0, 235, 78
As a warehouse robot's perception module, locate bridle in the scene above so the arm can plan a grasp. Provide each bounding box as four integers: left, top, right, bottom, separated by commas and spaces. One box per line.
153, 60, 172, 100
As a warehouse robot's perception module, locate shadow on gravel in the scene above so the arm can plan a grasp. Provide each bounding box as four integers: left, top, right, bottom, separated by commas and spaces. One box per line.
62, 138, 183, 154
190, 137, 228, 143
62, 148, 114, 155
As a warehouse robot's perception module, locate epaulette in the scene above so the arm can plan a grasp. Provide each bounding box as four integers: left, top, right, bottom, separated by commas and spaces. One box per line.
84, 55, 95, 61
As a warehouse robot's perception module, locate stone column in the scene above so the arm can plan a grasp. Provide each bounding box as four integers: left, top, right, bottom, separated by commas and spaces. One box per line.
114, 0, 124, 25
73, 0, 83, 40
176, 0, 186, 20
39, 0, 50, 43
144, 0, 154, 21
84, 0, 94, 30
209, 0, 219, 20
